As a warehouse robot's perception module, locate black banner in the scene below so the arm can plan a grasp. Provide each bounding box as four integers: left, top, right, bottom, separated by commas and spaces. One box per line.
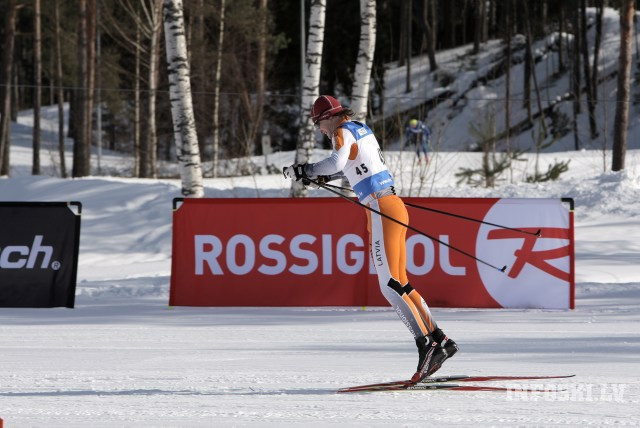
0, 202, 82, 308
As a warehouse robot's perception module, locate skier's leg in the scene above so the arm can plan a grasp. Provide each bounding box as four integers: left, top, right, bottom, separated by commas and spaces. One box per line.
381, 196, 438, 333
367, 197, 429, 339
405, 285, 437, 333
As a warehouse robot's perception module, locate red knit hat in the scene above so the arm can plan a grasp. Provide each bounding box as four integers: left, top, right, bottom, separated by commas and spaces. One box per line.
311, 95, 343, 124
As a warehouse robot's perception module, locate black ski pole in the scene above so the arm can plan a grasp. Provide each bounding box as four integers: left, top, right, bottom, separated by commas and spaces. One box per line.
306, 178, 507, 273
403, 202, 541, 237
321, 182, 541, 237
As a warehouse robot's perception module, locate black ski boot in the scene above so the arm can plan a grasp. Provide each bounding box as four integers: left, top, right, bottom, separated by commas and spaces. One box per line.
432, 327, 458, 361
411, 329, 458, 383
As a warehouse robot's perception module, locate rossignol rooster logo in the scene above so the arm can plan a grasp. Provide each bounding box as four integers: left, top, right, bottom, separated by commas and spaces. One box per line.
487, 227, 571, 281
476, 200, 571, 309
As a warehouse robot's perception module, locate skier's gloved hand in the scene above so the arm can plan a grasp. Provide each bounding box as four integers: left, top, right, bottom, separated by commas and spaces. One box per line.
283, 164, 307, 181
303, 175, 330, 188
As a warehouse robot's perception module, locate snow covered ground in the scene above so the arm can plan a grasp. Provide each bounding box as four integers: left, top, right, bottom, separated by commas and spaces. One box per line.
1, 107, 640, 426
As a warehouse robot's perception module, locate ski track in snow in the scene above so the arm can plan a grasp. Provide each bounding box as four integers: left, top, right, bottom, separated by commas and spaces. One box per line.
0, 287, 639, 425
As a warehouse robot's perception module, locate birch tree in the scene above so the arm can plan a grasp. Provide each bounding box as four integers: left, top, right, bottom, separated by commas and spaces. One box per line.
163, 0, 204, 197
612, 0, 634, 171
291, 0, 326, 198
350, 0, 376, 122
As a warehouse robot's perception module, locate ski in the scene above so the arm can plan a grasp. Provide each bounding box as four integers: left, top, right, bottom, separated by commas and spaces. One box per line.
388, 383, 564, 393
338, 374, 575, 393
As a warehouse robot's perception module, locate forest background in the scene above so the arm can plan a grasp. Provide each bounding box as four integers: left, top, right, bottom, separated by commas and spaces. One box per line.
0, 0, 637, 194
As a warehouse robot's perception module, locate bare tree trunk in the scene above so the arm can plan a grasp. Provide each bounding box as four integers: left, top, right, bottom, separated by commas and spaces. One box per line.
54, 0, 67, 178
195, 0, 207, 159
461, 0, 468, 45
424, 0, 437, 70
448, 1, 456, 47
571, 1, 581, 150
612, 0, 634, 171
11, 50, 19, 124
292, 0, 326, 197
405, 0, 412, 93
134, 19, 141, 177
251, 0, 268, 155
141, 0, 163, 178
351, 0, 376, 121
73, 0, 89, 177
163, 0, 204, 197
101, 0, 162, 177
591, 0, 604, 115
473, 0, 484, 54
504, 0, 512, 156
85, 0, 97, 172
212, 0, 225, 178
581, 0, 597, 140
33, 0, 42, 175
523, 0, 548, 137
523, 2, 532, 124
636, 6, 640, 68
398, 1, 407, 67
558, 4, 565, 73
430, 0, 437, 53
0, 0, 18, 176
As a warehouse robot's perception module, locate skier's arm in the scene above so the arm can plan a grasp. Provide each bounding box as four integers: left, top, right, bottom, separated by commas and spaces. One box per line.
323, 171, 345, 182
304, 129, 352, 177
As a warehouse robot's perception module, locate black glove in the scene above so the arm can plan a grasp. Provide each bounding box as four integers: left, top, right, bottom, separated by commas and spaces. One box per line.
282, 164, 307, 181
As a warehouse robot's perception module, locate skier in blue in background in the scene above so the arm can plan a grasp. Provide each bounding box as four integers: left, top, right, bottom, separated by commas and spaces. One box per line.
405, 118, 431, 165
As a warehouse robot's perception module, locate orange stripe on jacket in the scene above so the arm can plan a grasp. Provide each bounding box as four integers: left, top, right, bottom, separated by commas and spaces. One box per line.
333, 125, 359, 160
333, 127, 345, 151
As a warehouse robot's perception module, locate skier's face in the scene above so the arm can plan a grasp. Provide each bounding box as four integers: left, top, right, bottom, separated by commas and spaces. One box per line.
317, 116, 339, 137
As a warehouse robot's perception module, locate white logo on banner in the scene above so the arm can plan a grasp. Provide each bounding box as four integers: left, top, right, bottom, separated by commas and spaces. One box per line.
476, 200, 571, 309
0, 235, 60, 270
194, 233, 465, 277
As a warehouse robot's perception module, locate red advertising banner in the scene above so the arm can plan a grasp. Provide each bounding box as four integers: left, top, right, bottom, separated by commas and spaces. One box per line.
170, 198, 574, 309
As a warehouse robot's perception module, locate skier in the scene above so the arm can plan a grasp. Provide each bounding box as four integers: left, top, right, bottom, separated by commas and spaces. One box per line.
283, 95, 457, 382
405, 118, 431, 165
